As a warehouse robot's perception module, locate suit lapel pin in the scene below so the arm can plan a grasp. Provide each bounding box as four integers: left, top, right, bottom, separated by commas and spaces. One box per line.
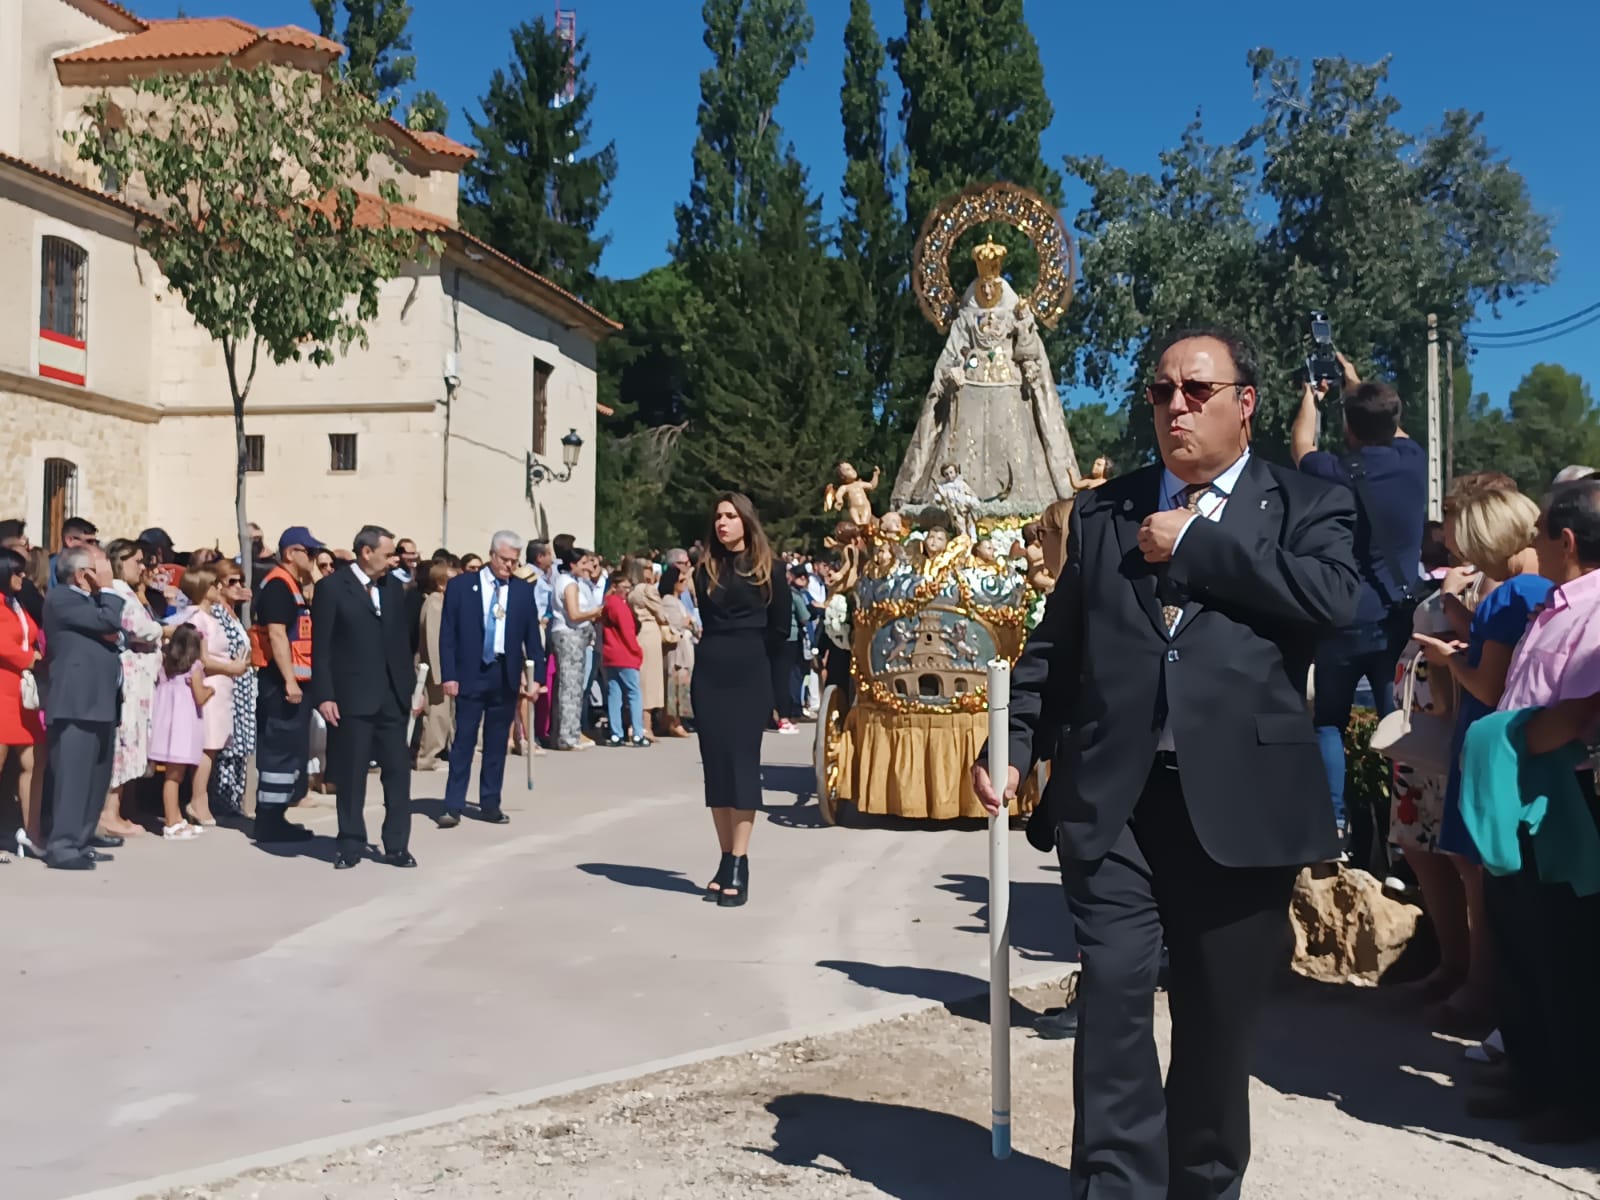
1259, 499, 1269, 510
1122, 499, 1133, 512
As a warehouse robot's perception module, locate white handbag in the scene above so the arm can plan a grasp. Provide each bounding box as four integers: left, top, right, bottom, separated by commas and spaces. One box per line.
1369, 652, 1454, 776
14, 602, 39, 711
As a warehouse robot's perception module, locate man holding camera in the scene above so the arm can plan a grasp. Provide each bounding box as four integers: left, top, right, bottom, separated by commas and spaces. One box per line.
1292, 352, 1428, 847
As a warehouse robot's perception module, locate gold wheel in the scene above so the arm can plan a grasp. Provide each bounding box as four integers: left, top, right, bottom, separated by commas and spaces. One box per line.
812, 685, 845, 826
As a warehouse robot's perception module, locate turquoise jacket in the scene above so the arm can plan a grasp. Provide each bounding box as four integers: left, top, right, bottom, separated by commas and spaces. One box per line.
1459, 708, 1600, 896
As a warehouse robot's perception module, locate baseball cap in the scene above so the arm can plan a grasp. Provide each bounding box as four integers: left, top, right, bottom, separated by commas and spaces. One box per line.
137, 526, 175, 549
278, 526, 325, 554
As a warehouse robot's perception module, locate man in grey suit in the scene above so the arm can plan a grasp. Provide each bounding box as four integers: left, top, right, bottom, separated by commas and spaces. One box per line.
42, 546, 124, 871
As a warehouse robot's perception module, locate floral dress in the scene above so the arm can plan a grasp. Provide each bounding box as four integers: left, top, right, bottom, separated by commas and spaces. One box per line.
208, 601, 256, 815
110, 580, 163, 788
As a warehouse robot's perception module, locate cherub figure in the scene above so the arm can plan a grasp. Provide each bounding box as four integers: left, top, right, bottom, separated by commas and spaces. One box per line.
878, 510, 907, 541
1073, 456, 1113, 492
824, 520, 865, 551
1021, 520, 1055, 595
934, 463, 982, 543
824, 462, 881, 529
918, 526, 972, 578
972, 539, 999, 566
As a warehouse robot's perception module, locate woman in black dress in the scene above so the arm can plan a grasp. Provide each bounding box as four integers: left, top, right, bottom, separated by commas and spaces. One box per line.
692, 492, 786, 908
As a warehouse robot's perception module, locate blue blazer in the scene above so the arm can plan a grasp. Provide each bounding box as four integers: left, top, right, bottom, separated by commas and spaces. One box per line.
440, 570, 546, 697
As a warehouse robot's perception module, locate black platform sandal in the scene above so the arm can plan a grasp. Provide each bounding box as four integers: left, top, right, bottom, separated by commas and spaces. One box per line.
704, 852, 735, 902
718, 856, 749, 908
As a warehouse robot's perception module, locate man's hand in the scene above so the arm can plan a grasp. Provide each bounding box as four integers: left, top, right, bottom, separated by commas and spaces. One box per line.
442, 680, 460, 698
285, 680, 303, 705
1300, 377, 1331, 411
972, 760, 1021, 817
1139, 509, 1193, 563
1414, 632, 1465, 669
1337, 352, 1362, 390
413, 696, 428, 717
1440, 565, 1478, 599
520, 683, 544, 702
318, 700, 340, 727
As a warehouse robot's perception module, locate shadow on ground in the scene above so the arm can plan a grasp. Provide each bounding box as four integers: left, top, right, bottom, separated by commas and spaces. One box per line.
577, 862, 705, 896
761, 1094, 1066, 1196
816, 960, 1047, 1025
937, 870, 1078, 964
1259, 976, 1600, 1183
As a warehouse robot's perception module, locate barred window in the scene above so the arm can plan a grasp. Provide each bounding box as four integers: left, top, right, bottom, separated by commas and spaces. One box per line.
43, 459, 78, 552
533, 358, 553, 456
40, 237, 88, 341
329, 433, 358, 473
244, 435, 265, 473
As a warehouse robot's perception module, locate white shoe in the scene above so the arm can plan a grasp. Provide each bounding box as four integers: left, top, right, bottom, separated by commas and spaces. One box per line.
163, 822, 200, 841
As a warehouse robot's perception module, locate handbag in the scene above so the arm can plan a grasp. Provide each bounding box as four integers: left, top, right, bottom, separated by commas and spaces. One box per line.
1369, 652, 1454, 776
19, 669, 39, 712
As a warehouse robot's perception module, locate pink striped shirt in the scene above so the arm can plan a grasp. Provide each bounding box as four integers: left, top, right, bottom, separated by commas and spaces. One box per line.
1498, 567, 1600, 711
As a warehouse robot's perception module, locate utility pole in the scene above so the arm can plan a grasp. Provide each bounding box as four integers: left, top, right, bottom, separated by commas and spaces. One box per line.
1445, 337, 1456, 488
1426, 313, 1441, 521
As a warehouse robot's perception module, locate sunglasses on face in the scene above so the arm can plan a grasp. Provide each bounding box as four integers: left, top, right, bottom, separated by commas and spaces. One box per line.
1145, 379, 1244, 408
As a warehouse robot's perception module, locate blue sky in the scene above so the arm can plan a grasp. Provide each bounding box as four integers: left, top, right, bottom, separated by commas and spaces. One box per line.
141, 0, 1600, 409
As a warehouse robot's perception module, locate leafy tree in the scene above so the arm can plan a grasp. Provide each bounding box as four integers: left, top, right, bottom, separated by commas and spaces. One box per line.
889, 0, 1064, 459
312, 0, 416, 102
404, 89, 448, 133
838, 0, 904, 465
670, 1, 865, 546
1064, 400, 1127, 475
1064, 52, 1555, 465
1455, 363, 1600, 492
71, 67, 430, 604
462, 17, 616, 298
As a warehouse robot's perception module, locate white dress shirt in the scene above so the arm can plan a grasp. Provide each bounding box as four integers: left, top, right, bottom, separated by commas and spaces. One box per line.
480, 566, 508, 657
1157, 450, 1250, 752
350, 562, 381, 614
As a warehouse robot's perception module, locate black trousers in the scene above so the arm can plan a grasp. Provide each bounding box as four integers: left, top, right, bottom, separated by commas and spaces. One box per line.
1065, 764, 1297, 1200
329, 693, 411, 856
43, 719, 114, 866
255, 675, 311, 807
772, 639, 803, 721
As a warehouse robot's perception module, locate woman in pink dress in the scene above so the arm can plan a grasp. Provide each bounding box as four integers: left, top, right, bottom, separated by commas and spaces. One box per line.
149, 624, 211, 841
179, 565, 249, 826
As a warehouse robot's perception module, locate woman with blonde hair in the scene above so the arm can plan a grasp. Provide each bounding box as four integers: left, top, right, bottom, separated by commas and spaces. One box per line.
415, 559, 456, 769
179, 564, 250, 826
657, 564, 696, 736
693, 492, 785, 907
102, 538, 162, 837
625, 556, 672, 739
1413, 481, 1550, 1030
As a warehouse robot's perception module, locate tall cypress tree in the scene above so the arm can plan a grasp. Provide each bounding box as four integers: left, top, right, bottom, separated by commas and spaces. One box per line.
891, 0, 1065, 426
312, 0, 447, 131
670, 0, 865, 544
461, 18, 617, 298
838, 0, 906, 463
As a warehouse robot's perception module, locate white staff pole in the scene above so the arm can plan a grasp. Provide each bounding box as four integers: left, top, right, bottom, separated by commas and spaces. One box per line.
523, 660, 539, 790
406, 662, 429, 745
986, 657, 1012, 1160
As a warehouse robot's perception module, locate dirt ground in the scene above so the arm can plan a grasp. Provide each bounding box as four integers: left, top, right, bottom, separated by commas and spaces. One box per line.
151, 977, 1598, 1200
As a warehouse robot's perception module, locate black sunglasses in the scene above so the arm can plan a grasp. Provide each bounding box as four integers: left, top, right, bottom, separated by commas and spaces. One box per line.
1146, 379, 1245, 407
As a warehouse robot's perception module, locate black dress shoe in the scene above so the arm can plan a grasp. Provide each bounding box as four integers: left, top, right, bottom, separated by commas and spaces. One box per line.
90, 834, 125, 849
437, 811, 461, 829
46, 856, 95, 871
382, 850, 418, 868
84, 849, 115, 863
478, 810, 510, 825
333, 851, 363, 870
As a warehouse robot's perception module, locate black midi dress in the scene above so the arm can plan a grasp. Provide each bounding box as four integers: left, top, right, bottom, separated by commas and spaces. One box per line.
691, 563, 785, 809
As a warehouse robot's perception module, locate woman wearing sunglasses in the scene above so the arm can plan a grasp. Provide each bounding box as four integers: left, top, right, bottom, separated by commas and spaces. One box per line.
208, 566, 257, 817
0, 547, 45, 859
100, 539, 164, 838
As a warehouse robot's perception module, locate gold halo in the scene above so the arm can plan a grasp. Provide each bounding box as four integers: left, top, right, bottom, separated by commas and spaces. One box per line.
912, 181, 1076, 333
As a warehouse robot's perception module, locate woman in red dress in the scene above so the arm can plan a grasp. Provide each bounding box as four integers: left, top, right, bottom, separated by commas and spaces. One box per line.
0, 547, 46, 858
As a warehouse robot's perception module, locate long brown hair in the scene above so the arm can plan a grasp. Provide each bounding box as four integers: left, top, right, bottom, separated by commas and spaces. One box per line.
701, 492, 773, 598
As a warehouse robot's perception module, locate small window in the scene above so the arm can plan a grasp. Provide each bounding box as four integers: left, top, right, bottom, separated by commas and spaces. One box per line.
532, 358, 553, 456
43, 458, 78, 552
244, 435, 265, 473
40, 237, 88, 341
329, 433, 358, 473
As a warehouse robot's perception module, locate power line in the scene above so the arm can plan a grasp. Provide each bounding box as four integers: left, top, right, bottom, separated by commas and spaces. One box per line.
1467, 299, 1600, 340
1469, 308, 1600, 351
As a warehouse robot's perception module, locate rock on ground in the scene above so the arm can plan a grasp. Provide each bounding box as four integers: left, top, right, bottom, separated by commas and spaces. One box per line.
148, 977, 1597, 1200
1291, 863, 1422, 984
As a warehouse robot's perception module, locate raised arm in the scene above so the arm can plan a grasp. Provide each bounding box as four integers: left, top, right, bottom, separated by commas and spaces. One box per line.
1290, 380, 1324, 466
1168, 484, 1360, 631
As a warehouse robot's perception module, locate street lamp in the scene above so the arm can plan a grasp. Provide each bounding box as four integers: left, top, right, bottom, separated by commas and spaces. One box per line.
526, 428, 584, 494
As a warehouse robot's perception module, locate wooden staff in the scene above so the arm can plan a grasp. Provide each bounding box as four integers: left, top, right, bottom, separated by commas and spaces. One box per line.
524, 660, 539, 790
406, 662, 429, 745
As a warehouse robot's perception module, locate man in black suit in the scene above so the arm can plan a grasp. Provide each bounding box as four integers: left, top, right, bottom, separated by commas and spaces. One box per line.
41, 546, 125, 871
309, 525, 417, 870
976, 328, 1360, 1200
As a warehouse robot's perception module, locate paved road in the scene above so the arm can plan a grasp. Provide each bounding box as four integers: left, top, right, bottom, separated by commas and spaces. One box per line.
0, 731, 1074, 1200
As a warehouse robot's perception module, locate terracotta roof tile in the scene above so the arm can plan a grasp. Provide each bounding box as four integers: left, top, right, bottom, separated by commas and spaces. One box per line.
56, 17, 339, 66
0, 149, 153, 219
410, 130, 475, 160
63, 0, 149, 32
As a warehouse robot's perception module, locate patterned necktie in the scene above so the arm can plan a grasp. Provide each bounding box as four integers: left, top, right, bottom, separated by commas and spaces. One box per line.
1160, 483, 1210, 631
482, 582, 502, 665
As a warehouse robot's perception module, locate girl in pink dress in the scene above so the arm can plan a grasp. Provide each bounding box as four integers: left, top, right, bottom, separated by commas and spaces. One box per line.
179, 566, 249, 826
149, 624, 212, 841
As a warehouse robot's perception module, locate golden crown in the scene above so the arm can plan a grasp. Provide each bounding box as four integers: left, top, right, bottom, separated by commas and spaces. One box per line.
972, 235, 1007, 279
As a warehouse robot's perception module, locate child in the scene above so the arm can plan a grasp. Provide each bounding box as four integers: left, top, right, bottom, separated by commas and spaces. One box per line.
600, 574, 648, 747
149, 623, 213, 840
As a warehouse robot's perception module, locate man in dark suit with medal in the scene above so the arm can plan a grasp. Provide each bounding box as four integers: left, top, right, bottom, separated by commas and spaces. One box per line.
309, 525, 417, 870
438, 531, 545, 827
975, 328, 1360, 1200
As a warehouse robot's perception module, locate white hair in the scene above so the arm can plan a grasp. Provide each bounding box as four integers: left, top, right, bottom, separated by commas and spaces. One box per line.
1554, 465, 1597, 485
489, 530, 524, 555
55, 545, 94, 584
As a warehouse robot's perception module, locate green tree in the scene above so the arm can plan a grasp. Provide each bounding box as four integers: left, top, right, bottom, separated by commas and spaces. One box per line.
1456, 363, 1600, 492
404, 90, 448, 133
1064, 52, 1555, 464
670, 0, 865, 545
461, 17, 616, 298
71, 66, 430, 602
838, 0, 904, 466
889, 0, 1064, 459
312, 0, 413, 100
1064, 400, 1128, 474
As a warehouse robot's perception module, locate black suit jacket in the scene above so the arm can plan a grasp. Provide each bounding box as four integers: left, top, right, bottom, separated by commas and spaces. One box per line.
1000, 456, 1360, 869
42, 586, 124, 724
308, 567, 413, 718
